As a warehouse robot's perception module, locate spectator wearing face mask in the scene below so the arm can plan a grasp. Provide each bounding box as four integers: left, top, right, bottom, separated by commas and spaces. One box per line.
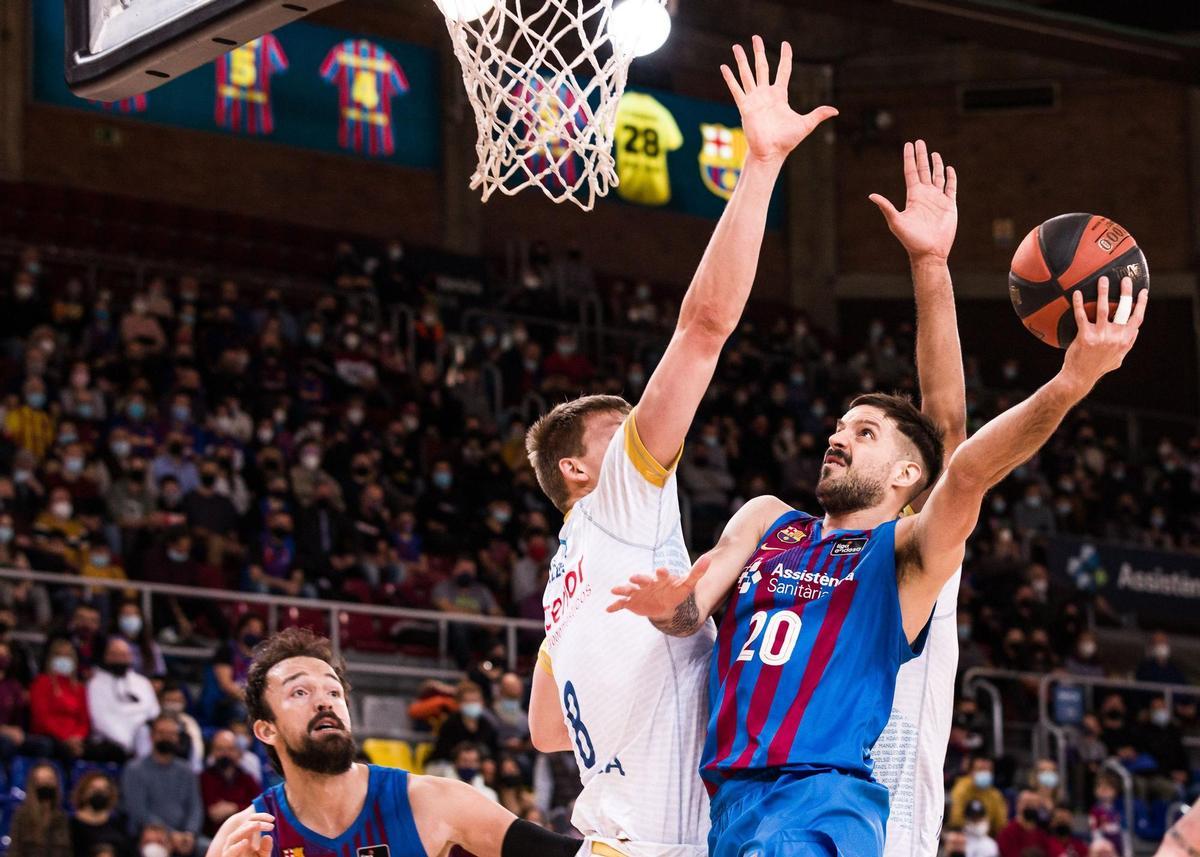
1028, 758, 1065, 810
111, 601, 166, 677
1097, 695, 1138, 763
133, 683, 204, 772
136, 822, 173, 857
1064, 631, 1105, 678
33, 488, 88, 570
8, 761, 71, 857
1046, 805, 1088, 857
199, 613, 263, 727
1012, 483, 1056, 539
199, 729, 260, 837
79, 533, 130, 605
5, 377, 55, 461
961, 800, 1000, 857
182, 459, 241, 569
950, 757, 1008, 835
1139, 697, 1190, 800
996, 790, 1052, 857
492, 672, 531, 750
443, 741, 498, 802
70, 771, 131, 857
226, 721, 262, 785
121, 716, 202, 856
429, 681, 500, 767
941, 830, 969, 857
87, 636, 160, 758
1135, 632, 1189, 688
432, 556, 503, 668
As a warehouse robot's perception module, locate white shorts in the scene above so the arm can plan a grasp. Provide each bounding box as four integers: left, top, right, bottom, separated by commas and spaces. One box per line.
581, 836, 709, 857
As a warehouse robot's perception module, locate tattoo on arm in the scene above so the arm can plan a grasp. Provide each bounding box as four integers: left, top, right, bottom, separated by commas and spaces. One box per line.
651, 592, 701, 637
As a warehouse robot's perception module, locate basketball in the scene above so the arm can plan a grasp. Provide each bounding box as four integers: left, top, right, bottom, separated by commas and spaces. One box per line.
1008, 213, 1149, 348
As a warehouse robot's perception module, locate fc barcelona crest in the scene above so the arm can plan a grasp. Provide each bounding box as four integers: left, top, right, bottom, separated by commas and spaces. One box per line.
699, 123, 748, 200
777, 526, 806, 545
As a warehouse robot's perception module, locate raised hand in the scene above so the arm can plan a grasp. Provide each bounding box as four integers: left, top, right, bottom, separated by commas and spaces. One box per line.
1061, 276, 1148, 391
869, 140, 958, 263
721, 36, 837, 165
607, 553, 711, 625
220, 812, 275, 857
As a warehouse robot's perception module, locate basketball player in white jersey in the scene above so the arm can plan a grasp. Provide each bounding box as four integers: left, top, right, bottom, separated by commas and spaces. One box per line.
865, 141, 967, 857
525, 38, 837, 857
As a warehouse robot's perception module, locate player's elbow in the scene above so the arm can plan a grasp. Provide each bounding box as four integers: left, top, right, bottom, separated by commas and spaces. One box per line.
679, 303, 736, 347
942, 445, 990, 496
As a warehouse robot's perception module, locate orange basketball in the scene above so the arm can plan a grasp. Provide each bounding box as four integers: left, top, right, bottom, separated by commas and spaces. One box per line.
1008, 213, 1149, 348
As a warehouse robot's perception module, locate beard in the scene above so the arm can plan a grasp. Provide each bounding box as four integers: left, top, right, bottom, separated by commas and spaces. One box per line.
282, 713, 356, 775
816, 458, 886, 516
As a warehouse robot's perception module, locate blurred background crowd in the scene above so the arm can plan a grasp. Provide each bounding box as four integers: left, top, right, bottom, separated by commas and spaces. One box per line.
0, 237, 1193, 857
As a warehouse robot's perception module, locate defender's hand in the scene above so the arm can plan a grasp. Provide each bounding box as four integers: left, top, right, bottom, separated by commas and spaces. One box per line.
722, 36, 837, 165
607, 554, 711, 620
869, 140, 958, 263
1061, 276, 1147, 391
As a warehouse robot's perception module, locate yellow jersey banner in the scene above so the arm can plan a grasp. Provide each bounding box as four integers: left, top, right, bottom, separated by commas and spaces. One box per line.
699, 123, 748, 201
614, 92, 684, 206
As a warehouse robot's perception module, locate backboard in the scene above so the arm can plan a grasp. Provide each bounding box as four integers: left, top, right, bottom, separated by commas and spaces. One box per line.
65, 0, 344, 101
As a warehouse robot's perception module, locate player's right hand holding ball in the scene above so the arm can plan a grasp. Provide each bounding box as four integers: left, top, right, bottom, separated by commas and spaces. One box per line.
219, 812, 274, 857
1058, 275, 1148, 397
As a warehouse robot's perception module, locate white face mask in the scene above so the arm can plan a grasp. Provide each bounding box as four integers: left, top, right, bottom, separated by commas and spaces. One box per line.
966, 820, 989, 837
142, 844, 170, 857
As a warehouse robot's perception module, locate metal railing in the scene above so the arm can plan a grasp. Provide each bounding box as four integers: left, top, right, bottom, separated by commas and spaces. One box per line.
0, 567, 543, 681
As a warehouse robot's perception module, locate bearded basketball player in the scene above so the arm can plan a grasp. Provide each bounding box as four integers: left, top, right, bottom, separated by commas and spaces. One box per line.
207, 628, 582, 857
613, 272, 1148, 857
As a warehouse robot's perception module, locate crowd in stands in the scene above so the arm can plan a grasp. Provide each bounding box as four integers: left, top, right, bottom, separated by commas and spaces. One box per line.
0, 236, 1195, 856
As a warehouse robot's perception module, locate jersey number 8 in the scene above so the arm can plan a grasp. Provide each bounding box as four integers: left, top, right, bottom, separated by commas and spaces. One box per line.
562, 681, 596, 768
737, 610, 802, 666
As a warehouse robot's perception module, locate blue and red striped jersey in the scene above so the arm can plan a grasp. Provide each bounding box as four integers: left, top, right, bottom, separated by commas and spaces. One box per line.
701, 510, 928, 793
510, 77, 591, 189
90, 95, 148, 112
252, 765, 424, 857
215, 35, 288, 135
319, 39, 409, 157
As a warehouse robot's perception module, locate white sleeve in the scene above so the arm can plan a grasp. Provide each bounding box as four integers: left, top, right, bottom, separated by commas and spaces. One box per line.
583, 408, 682, 544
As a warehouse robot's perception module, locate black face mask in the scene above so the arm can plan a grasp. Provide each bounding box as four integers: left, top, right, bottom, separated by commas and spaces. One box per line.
948, 852, 966, 857
500, 774, 524, 789
215, 756, 236, 772
153, 740, 178, 757
104, 662, 129, 678
35, 786, 56, 803
1053, 824, 1072, 839
455, 574, 474, 587
271, 527, 291, 539
200, 473, 217, 488
1022, 808, 1041, 825
86, 792, 110, 812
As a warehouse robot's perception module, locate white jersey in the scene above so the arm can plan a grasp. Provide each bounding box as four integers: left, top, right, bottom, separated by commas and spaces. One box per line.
538, 409, 714, 857
875, 569, 961, 857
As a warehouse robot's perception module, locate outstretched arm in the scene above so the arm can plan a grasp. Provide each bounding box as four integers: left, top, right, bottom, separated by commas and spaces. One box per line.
895, 277, 1148, 639
409, 775, 581, 857
608, 495, 790, 635
870, 139, 967, 479
635, 37, 837, 467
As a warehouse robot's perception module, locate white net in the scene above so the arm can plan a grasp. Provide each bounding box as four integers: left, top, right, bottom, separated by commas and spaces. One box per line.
436, 0, 664, 211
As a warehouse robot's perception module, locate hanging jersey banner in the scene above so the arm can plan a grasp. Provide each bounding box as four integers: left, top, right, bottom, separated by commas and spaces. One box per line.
215, 35, 289, 135
31, 2, 440, 170
613, 87, 783, 227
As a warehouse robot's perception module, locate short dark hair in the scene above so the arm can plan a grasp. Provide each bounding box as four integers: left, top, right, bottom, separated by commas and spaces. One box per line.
849, 393, 945, 498
526, 395, 631, 512
244, 628, 351, 772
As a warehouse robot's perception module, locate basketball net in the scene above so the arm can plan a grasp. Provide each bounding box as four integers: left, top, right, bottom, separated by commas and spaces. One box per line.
436, 0, 661, 211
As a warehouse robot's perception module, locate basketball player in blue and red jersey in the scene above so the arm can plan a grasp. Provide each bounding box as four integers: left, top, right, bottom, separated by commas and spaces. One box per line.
612, 271, 1148, 854
207, 628, 582, 857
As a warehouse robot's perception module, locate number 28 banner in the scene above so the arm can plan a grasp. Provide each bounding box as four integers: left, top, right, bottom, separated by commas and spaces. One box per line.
610, 88, 783, 227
